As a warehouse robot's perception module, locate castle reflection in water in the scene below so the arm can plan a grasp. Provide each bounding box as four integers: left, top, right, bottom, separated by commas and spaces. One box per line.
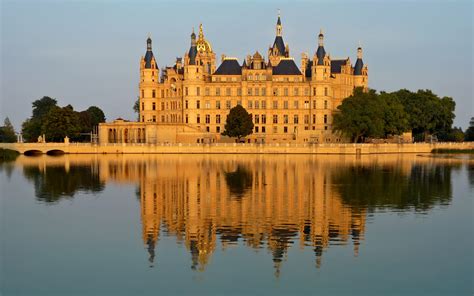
13, 154, 462, 274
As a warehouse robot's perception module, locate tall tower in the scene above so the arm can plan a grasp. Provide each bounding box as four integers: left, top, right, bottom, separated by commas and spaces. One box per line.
268, 11, 289, 66
353, 44, 368, 90
139, 37, 159, 123
312, 29, 330, 81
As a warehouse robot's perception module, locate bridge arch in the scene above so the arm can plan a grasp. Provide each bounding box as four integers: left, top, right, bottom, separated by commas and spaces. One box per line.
46, 149, 66, 156
24, 150, 43, 156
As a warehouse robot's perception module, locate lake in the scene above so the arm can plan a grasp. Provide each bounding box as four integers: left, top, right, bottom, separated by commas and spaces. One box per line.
1, 154, 473, 295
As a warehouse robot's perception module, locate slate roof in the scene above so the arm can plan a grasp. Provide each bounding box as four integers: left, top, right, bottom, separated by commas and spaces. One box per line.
330, 59, 347, 74
316, 46, 326, 65
272, 59, 302, 75
272, 36, 286, 56
354, 58, 364, 75
214, 59, 242, 75
305, 60, 313, 78
188, 45, 197, 65
144, 51, 154, 68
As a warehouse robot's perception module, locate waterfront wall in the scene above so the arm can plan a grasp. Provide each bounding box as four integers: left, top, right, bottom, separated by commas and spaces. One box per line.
1, 142, 473, 155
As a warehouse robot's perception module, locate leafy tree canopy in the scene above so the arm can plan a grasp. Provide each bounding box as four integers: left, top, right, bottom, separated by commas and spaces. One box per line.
222, 105, 254, 140
465, 117, 474, 141
0, 117, 16, 143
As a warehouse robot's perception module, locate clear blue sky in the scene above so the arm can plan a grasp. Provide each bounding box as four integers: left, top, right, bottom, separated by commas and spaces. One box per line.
1, 0, 473, 130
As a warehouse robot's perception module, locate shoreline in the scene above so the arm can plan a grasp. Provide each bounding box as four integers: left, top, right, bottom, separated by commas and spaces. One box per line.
1, 142, 473, 155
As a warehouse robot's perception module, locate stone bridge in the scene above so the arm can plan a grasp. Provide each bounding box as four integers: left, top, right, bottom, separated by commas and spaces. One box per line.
1, 142, 473, 155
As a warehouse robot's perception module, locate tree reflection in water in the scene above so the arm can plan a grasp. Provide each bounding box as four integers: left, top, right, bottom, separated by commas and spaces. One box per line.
332, 163, 459, 212
22, 165, 105, 203
224, 165, 252, 198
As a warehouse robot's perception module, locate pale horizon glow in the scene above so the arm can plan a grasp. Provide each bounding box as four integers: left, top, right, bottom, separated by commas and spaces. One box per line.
1, 0, 473, 130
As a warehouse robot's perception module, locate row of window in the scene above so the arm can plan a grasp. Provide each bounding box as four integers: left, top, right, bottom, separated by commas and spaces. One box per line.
190, 114, 329, 125
142, 86, 331, 98
200, 125, 330, 134
187, 99, 330, 110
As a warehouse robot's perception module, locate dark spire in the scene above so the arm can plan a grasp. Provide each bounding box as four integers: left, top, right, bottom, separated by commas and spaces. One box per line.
354, 44, 364, 75
188, 28, 197, 65
316, 29, 326, 65
144, 36, 155, 69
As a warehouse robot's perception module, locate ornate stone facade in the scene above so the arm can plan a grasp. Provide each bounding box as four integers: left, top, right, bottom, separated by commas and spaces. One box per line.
99, 14, 368, 144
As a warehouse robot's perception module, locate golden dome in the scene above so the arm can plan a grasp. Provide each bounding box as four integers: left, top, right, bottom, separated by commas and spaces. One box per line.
196, 24, 213, 53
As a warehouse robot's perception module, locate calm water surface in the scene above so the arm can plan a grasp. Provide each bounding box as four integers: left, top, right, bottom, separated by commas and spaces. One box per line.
1, 154, 473, 295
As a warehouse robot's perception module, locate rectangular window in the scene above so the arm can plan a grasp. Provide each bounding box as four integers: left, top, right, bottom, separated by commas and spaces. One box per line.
255, 100, 259, 109
216, 101, 221, 109
152, 115, 156, 122
141, 90, 144, 98
273, 101, 278, 109
248, 100, 253, 109
226, 100, 231, 109
262, 88, 266, 96
324, 87, 328, 96
283, 115, 289, 124
313, 114, 316, 124
273, 115, 278, 124
324, 100, 328, 109
284, 126, 288, 133
226, 87, 231, 96
294, 101, 299, 109
197, 87, 200, 96
196, 114, 201, 124
152, 102, 156, 110
205, 87, 210, 96
196, 100, 200, 109
304, 101, 309, 109
273, 88, 278, 96
324, 114, 328, 124
205, 114, 210, 124
255, 126, 259, 133
261, 100, 266, 108
185, 87, 189, 96
216, 115, 221, 124
304, 88, 309, 96
216, 126, 220, 133
262, 126, 266, 133
152, 90, 156, 98
141, 102, 144, 111
283, 101, 288, 109
185, 100, 188, 109
237, 88, 242, 96
261, 114, 266, 124
313, 100, 316, 109
161, 89, 165, 98
313, 87, 316, 96
294, 115, 299, 124
293, 88, 299, 96
284, 88, 289, 96
255, 88, 259, 96
185, 114, 189, 123
205, 101, 210, 109
255, 114, 260, 124
247, 88, 252, 96
142, 115, 144, 122
161, 102, 165, 110
216, 88, 221, 96
304, 115, 309, 124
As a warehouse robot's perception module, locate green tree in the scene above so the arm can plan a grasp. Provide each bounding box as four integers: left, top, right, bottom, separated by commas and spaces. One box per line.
0, 117, 16, 143
133, 98, 140, 121
41, 106, 81, 142
86, 106, 106, 127
333, 88, 384, 142
21, 96, 58, 142
379, 92, 409, 137
77, 106, 106, 141
465, 117, 474, 141
222, 105, 254, 141
394, 89, 455, 141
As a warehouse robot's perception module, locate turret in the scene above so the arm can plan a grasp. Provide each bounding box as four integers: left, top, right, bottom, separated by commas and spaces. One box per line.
312, 29, 330, 81
353, 44, 368, 89
139, 36, 159, 122
268, 11, 289, 66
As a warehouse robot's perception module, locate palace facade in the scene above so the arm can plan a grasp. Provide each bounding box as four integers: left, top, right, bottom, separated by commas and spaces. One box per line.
99, 14, 368, 144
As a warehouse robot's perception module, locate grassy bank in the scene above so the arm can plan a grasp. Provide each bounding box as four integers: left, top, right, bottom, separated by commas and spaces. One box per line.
431, 148, 474, 154
0, 148, 20, 162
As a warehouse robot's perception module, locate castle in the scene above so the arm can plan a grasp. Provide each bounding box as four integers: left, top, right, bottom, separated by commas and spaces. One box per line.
98, 14, 368, 144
